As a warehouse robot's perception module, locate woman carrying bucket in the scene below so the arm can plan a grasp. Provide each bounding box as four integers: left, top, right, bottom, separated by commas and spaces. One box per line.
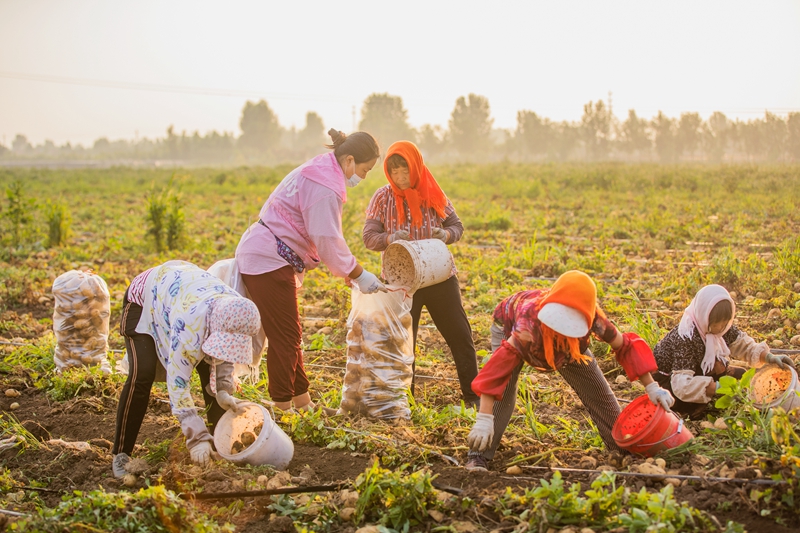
362, 140, 480, 408
653, 284, 795, 418
112, 261, 260, 477
236, 129, 385, 413
464, 270, 675, 471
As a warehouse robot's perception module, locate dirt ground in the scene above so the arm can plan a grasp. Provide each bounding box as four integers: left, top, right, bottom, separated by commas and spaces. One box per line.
2, 380, 797, 533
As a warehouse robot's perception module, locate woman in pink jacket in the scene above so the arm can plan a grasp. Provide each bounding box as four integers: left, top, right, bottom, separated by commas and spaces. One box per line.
236, 129, 384, 412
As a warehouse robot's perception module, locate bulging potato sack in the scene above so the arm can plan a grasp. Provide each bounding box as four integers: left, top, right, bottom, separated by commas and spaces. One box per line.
52, 270, 111, 373
338, 287, 414, 420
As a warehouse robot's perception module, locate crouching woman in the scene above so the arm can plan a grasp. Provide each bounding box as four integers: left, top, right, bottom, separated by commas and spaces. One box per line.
465, 270, 675, 471
653, 284, 794, 418
112, 260, 261, 477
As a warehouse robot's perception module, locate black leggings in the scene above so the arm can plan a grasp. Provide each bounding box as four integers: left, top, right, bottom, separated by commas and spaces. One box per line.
410, 275, 480, 406
112, 291, 224, 455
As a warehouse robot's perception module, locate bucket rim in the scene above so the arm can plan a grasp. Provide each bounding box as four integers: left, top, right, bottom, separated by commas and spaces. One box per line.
215, 403, 276, 461
611, 394, 667, 446
749, 364, 799, 408
384, 241, 422, 294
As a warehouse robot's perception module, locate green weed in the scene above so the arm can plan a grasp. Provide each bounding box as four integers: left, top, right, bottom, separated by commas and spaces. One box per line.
43, 200, 71, 248
3, 180, 36, 247
354, 461, 441, 530
9, 485, 233, 532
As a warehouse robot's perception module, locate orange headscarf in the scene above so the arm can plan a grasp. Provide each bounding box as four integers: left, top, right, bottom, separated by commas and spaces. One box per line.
383, 141, 448, 228
539, 271, 598, 368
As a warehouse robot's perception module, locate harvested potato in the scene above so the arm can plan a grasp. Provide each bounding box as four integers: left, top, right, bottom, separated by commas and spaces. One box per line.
340, 296, 413, 420
52, 270, 111, 372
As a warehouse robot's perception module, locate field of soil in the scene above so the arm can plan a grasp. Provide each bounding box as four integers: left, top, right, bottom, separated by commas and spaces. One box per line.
1, 163, 800, 531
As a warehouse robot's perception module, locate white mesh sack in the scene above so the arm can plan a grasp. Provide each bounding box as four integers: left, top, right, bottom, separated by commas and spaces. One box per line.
52, 270, 111, 373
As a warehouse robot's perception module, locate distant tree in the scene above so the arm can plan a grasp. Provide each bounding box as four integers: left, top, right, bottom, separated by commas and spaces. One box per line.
417, 124, 445, 161
0, 143, 8, 157
239, 100, 282, 154
449, 94, 494, 158
296, 111, 326, 158
676, 112, 702, 159
650, 112, 678, 162
762, 112, 787, 162
165, 126, 180, 159
515, 110, 552, 160
619, 109, 651, 159
738, 119, 764, 161
787, 112, 800, 161
550, 121, 581, 161
12, 134, 31, 152
702, 111, 729, 162
580, 100, 611, 160
359, 93, 414, 147
93, 137, 111, 152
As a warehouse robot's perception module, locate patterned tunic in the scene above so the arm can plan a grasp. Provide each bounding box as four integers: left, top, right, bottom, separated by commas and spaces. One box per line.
653, 323, 768, 403
135, 261, 241, 422
654, 325, 741, 376
492, 289, 619, 372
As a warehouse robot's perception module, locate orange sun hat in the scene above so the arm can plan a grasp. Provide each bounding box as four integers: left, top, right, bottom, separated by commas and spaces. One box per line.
538, 270, 598, 337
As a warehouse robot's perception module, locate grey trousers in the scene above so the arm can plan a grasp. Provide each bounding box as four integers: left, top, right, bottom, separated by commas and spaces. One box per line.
471, 324, 622, 460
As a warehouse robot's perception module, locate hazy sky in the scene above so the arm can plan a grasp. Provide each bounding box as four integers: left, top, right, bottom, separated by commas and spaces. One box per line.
1, 0, 799, 146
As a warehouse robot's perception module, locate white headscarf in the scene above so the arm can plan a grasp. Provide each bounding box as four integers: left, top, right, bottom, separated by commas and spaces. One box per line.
678, 284, 736, 375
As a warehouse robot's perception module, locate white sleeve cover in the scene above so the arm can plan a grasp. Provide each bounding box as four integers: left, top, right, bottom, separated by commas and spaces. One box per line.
729, 333, 769, 368
670, 369, 715, 403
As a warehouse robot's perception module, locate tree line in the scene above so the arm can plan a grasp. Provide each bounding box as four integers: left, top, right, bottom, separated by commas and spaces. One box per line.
2, 93, 799, 164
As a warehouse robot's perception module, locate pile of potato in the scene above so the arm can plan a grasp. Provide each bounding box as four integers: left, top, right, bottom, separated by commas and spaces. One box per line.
52, 270, 111, 372
339, 291, 414, 420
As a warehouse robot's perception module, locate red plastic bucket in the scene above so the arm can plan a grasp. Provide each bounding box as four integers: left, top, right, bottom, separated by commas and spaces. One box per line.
612, 395, 693, 456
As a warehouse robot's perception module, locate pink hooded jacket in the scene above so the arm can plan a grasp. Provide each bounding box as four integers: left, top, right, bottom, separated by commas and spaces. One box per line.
236, 152, 357, 284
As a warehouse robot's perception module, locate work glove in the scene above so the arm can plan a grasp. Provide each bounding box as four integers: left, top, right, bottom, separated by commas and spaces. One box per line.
353, 270, 387, 294
216, 390, 244, 413
189, 440, 213, 466
388, 230, 411, 244
765, 353, 795, 370
467, 413, 495, 452
431, 227, 448, 242
645, 382, 675, 412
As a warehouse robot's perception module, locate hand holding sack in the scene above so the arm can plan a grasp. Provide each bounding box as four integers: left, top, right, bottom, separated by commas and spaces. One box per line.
339, 286, 414, 420
352, 270, 387, 294
468, 413, 495, 451
52, 270, 111, 373
613, 332, 657, 381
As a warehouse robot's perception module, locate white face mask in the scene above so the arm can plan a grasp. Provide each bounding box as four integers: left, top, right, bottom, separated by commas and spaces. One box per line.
346, 159, 363, 188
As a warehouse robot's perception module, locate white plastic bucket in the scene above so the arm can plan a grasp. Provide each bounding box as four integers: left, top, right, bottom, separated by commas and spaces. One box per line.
749, 364, 800, 411
383, 239, 454, 294
214, 403, 294, 469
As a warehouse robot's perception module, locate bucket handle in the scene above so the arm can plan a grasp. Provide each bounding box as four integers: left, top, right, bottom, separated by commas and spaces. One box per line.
637, 417, 685, 448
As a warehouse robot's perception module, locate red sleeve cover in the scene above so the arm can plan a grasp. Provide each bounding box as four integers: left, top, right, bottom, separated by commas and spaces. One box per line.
471, 340, 523, 401
614, 332, 658, 381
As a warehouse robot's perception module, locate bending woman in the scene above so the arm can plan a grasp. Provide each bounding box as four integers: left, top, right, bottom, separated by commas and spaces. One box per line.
113, 260, 260, 477
362, 140, 479, 408
465, 270, 675, 471
236, 129, 385, 412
